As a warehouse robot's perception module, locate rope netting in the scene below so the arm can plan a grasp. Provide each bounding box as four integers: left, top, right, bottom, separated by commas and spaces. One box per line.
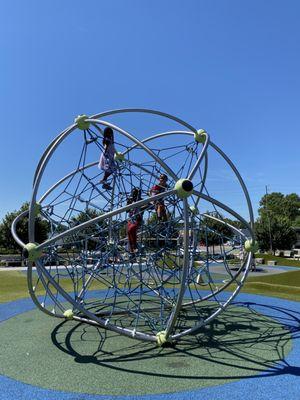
12, 110, 255, 343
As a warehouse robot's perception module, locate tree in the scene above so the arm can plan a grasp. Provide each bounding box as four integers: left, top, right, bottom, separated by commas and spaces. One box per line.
255, 216, 297, 252
293, 216, 300, 228
259, 192, 300, 222
69, 208, 107, 251
256, 192, 299, 253
0, 202, 50, 253
224, 218, 245, 230
198, 213, 234, 247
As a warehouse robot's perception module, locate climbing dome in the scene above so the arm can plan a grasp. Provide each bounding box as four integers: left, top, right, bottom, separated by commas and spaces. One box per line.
12, 108, 256, 345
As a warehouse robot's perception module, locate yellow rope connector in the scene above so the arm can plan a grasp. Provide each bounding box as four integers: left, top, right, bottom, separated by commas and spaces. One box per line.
23, 243, 42, 262
156, 330, 168, 346
74, 115, 90, 130
63, 309, 74, 319
244, 239, 258, 253
114, 152, 125, 162
194, 129, 207, 143
189, 205, 199, 215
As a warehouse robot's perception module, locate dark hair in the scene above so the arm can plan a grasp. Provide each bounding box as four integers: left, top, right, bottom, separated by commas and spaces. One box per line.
159, 174, 168, 181
103, 127, 114, 145
131, 187, 142, 201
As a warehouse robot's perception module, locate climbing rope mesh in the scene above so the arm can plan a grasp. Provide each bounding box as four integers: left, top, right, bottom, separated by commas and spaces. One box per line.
32, 123, 246, 335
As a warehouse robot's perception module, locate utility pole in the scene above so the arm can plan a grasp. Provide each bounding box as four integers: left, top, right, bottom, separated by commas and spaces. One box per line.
265, 185, 273, 254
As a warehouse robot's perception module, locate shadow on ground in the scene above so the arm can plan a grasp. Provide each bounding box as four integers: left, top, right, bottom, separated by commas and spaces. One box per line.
51, 301, 300, 382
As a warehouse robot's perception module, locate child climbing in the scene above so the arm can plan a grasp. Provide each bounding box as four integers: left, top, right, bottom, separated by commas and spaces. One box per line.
99, 127, 117, 190
127, 188, 143, 258
150, 174, 168, 221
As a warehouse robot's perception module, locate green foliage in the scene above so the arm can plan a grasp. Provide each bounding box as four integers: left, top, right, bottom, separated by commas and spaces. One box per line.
224, 218, 245, 229
199, 213, 234, 246
69, 208, 106, 251
146, 212, 158, 225
259, 192, 300, 221
70, 208, 101, 225
0, 202, 50, 253
256, 192, 299, 252
256, 217, 297, 252
292, 215, 300, 227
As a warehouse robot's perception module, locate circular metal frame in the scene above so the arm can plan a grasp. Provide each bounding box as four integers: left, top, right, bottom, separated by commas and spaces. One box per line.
12, 108, 255, 343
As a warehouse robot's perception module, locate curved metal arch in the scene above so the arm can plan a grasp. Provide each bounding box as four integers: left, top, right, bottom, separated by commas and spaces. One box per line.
87, 119, 179, 181
10, 108, 257, 343
28, 124, 77, 243
11, 210, 27, 248
165, 197, 190, 338
201, 212, 249, 238
193, 189, 253, 236
89, 107, 198, 134
209, 141, 255, 233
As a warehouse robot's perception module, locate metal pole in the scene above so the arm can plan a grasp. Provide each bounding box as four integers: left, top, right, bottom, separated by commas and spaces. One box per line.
265, 185, 273, 254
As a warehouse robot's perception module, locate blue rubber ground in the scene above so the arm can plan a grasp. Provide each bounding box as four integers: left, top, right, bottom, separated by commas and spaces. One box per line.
0, 293, 299, 400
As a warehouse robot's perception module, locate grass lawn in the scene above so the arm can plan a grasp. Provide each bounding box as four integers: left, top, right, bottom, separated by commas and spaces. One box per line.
0, 271, 29, 303
255, 253, 300, 267
237, 269, 300, 302
0, 270, 108, 303
1, 265, 300, 304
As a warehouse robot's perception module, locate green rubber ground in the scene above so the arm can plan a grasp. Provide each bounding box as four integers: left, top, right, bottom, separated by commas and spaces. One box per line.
0, 304, 292, 396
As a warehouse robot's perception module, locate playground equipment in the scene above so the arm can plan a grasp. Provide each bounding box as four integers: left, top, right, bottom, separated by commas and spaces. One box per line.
11, 108, 256, 345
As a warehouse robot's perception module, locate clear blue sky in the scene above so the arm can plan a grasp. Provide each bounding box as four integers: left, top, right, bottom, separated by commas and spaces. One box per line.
0, 0, 299, 220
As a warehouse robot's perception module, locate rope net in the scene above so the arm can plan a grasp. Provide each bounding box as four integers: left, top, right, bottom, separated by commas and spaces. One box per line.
17, 111, 254, 342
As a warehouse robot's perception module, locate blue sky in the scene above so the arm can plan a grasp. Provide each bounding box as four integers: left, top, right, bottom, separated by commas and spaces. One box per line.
0, 0, 299, 221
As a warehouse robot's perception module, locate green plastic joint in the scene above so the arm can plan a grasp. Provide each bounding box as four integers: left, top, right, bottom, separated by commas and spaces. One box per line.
74, 114, 90, 130
63, 309, 74, 319
194, 129, 207, 144
244, 239, 258, 253
189, 205, 199, 215
114, 152, 125, 162
174, 179, 194, 198
156, 330, 169, 347
23, 243, 42, 262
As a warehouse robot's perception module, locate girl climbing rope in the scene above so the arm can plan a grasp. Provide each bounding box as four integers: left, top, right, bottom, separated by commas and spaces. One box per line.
99, 127, 117, 190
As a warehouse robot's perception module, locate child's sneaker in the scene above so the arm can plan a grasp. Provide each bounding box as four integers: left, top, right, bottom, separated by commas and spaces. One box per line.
102, 182, 112, 190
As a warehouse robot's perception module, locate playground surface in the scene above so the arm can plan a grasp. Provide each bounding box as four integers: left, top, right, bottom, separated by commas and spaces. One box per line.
0, 290, 299, 400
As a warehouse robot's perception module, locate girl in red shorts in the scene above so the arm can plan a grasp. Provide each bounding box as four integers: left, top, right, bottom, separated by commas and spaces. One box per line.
127, 188, 143, 258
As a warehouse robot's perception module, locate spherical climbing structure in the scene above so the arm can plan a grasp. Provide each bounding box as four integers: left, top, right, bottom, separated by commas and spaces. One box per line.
12, 108, 256, 345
